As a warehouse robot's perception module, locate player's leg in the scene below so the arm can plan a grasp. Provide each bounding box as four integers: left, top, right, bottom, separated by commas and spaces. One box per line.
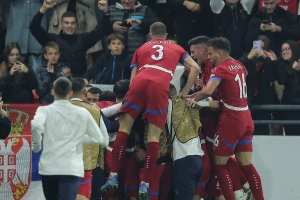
235, 123, 264, 200
101, 78, 146, 192
76, 171, 93, 200
213, 123, 243, 200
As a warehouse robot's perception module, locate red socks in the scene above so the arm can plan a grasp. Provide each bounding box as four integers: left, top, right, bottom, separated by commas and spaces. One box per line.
214, 164, 235, 200
227, 158, 243, 192
111, 131, 128, 173
143, 142, 159, 183
240, 164, 264, 200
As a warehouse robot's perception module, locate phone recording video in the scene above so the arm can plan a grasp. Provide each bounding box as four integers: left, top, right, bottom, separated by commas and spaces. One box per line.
262, 19, 271, 24
253, 41, 261, 51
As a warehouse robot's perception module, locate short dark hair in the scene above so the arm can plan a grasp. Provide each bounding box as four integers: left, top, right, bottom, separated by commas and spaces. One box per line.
107, 32, 125, 45
53, 77, 72, 98
169, 84, 177, 97
99, 90, 116, 102
188, 36, 209, 46
44, 41, 60, 54
113, 79, 129, 99
150, 22, 167, 38
61, 11, 77, 22
71, 77, 86, 94
87, 87, 102, 95
207, 37, 231, 54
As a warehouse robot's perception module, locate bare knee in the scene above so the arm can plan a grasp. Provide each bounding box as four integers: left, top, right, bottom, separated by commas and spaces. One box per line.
147, 123, 162, 143
215, 195, 226, 200
235, 152, 252, 166
76, 195, 89, 200
214, 155, 230, 165
194, 195, 201, 200
118, 113, 135, 133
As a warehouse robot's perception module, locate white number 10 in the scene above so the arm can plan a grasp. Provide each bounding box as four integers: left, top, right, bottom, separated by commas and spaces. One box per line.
235, 73, 247, 98
151, 45, 164, 60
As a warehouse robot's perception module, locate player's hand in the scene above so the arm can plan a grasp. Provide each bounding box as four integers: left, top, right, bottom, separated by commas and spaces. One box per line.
135, 148, 145, 161
47, 61, 54, 73
98, 0, 108, 13
183, 1, 200, 12
126, 18, 142, 30
113, 21, 127, 34
292, 59, 300, 71
186, 98, 197, 108
195, 78, 204, 88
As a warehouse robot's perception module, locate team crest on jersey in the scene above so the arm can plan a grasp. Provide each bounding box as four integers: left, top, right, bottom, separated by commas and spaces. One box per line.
0, 136, 32, 200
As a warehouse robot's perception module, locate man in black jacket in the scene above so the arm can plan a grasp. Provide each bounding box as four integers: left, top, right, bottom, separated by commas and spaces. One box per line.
30, 0, 110, 77
0, 100, 11, 139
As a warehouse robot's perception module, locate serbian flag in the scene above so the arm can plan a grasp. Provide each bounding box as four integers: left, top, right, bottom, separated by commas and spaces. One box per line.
1, 104, 46, 200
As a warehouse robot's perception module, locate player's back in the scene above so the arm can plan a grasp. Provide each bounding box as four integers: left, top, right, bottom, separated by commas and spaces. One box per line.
132, 39, 188, 91
211, 59, 250, 119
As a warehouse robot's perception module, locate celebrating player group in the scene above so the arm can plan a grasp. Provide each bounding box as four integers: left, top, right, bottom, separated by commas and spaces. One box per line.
100, 22, 264, 200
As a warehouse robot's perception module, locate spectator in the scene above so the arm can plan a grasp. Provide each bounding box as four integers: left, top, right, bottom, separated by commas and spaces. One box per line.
98, 90, 116, 102
106, 0, 159, 56
0, 99, 11, 139
170, 0, 214, 51
35, 42, 72, 104
0, 42, 38, 103
5, 0, 46, 71
274, 40, 300, 135
83, 33, 131, 84
246, 0, 300, 56
30, 0, 110, 77
240, 35, 278, 135
86, 87, 102, 103
0, 0, 9, 56
210, 0, 256, 59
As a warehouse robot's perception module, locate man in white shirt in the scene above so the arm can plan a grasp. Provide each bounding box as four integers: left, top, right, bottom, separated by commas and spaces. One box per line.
31, 77, 107, 200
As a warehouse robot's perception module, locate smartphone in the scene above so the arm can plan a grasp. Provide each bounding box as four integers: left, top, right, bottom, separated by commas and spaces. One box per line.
253, 41, 261, 51
120, 21, 132, 28
262, 19, 271, 24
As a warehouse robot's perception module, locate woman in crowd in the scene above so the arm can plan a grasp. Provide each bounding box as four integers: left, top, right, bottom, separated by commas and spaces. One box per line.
274, 40, 300, 135
0, 42, 37, 103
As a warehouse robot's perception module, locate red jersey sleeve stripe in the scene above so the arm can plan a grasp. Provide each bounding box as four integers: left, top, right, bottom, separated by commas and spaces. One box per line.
130, 64, 138, 68
180, 53, 189, 63
209, 77, 221, 82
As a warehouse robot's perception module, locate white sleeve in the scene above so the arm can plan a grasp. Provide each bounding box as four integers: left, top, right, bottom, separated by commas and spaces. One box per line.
31, 106, 46, 152
101, 103, 122, 118
99, 117, 109, 148
210, 0, 225, 14
240, 0, 256, 15
83, 110, 104, 144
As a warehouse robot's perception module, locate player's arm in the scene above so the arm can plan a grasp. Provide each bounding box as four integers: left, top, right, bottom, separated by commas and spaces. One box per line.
181, 56, 200, 96
31, 107, 47, 152
130, 67, 138, 84
196, 99, 220, 110
129, 50, 139, 84
187, 79, 220, 108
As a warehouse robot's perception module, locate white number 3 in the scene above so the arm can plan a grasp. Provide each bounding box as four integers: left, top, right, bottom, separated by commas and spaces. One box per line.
151, 45, 164, 60
235, 73, 247, 98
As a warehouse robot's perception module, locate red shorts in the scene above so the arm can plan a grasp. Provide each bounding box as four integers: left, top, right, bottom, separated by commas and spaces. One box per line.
120, 76, 169, 129
78, 171, 93, 199
104, 142, 114, 175
214, 112, 254, 156
139, 164, 165, 200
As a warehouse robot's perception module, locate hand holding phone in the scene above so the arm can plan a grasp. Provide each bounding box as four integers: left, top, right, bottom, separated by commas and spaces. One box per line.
262, 19, 271, 24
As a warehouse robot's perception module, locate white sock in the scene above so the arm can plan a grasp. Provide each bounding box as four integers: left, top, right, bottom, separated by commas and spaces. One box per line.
243, 182, 250, 191
234, 189, 244, 199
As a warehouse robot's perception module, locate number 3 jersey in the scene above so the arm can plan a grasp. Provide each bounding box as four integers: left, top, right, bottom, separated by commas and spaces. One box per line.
210, 58, 250, 117
130, 39, 189, 91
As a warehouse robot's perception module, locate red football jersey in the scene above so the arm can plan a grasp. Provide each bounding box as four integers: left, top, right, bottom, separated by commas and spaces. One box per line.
130, 38, 189, 91
202, 59, 214, 85
210, 59, 248, 110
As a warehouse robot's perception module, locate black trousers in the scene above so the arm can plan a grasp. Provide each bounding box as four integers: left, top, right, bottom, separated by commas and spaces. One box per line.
41, 175, 81, 200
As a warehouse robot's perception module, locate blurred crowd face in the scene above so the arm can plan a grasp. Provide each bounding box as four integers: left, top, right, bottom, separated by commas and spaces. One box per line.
281, 43, 292, 61
121, 0, 136, 9
8, 48, 20, 66
61, 17, 77, 35
263, 0, 278, 14
109, 39, 124, 55
44, 47, 60, 64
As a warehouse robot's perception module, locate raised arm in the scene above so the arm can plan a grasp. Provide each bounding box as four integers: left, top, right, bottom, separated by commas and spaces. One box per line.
181, 56, 201, 96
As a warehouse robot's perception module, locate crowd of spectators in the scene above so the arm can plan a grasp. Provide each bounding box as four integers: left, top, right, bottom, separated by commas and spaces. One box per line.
0, 0, 300, 135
